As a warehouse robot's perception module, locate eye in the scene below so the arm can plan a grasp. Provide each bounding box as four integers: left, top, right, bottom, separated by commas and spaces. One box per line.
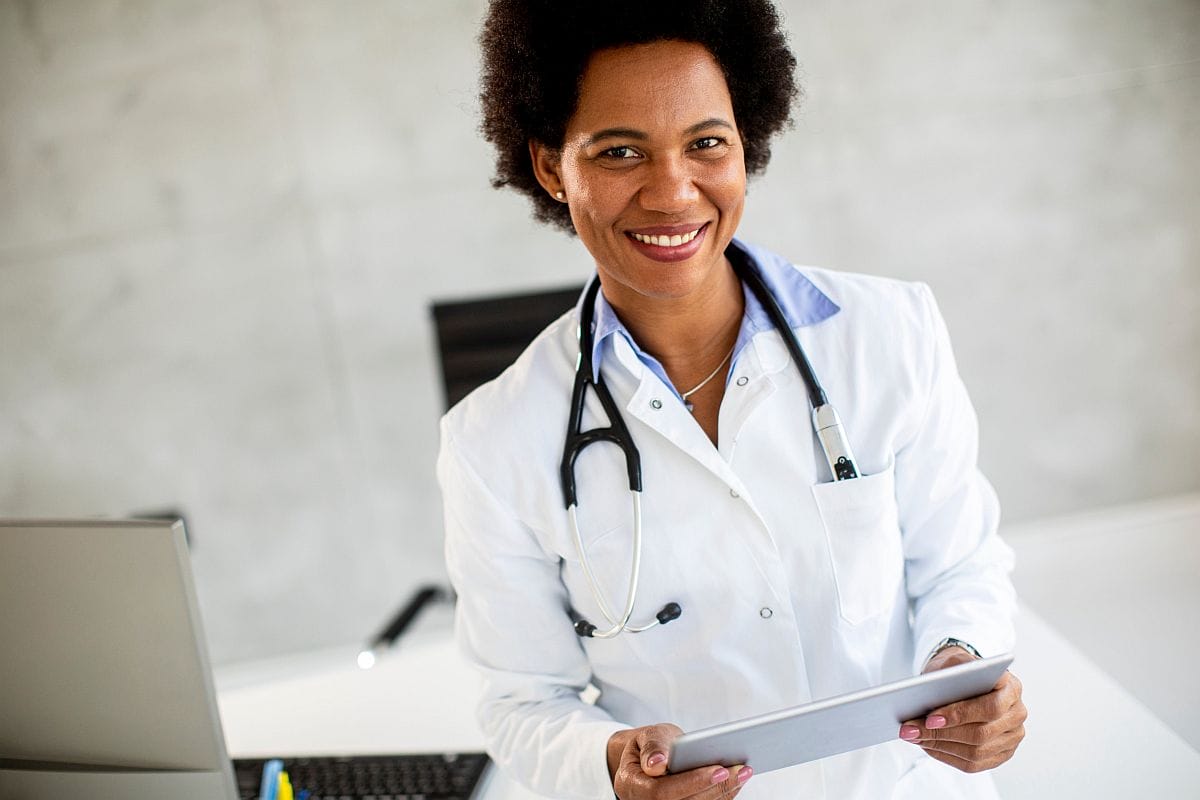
692, 136, 727, 151
600, 145, 639, 159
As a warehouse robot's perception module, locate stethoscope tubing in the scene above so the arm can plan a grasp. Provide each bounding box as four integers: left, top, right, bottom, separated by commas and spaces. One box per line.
559, 278, 642, 509
567, 493, 655, 638
561, 250, 857, 637
732, 255, 828, 409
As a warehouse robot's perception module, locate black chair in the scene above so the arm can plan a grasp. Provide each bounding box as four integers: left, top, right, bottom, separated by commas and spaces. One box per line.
430, 284, 584, 411
363, 283, 585, 650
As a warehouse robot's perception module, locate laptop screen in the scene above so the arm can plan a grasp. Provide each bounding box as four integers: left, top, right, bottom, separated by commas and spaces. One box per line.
0, 519, 237, 799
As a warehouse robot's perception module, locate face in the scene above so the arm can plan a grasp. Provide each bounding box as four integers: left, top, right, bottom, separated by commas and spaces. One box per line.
531, 40, 746, 309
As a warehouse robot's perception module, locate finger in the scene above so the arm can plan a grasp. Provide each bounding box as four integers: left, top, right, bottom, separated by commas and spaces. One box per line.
901, 706, 1026, 746
916, 726, 1025, 761
634, 723, 684, 777
616, 763, 740, 800
690, 764, 752, 799
921, 746, 978, 773
902, 720, 992, 745
920, 739, 1022, 774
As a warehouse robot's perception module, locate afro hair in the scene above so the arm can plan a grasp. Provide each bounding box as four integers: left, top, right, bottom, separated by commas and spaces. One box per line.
478, 0, 800, 234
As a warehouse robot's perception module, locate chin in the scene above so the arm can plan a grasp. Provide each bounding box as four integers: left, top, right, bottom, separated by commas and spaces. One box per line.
616, 259, 711, 302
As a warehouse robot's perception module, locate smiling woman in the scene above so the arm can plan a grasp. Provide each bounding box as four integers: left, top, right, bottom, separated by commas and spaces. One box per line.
532, 43, 746, 298
438, 2, 1026, 799
529, 41, 750, 442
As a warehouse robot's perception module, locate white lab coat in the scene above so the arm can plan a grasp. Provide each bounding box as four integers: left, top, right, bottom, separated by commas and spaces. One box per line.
438, 243, 1017, 799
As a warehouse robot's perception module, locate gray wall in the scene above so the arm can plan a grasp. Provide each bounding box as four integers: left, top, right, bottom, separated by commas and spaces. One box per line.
1, 0, 1197, 664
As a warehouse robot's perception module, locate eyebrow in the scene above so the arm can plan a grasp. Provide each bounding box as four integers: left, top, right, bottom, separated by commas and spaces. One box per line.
585, 117, 735, 147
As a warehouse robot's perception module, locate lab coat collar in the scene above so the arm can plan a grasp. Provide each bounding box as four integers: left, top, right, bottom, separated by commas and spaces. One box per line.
609, 335, 755, 497
604, 330, 772, 512
579, 238, 841, 384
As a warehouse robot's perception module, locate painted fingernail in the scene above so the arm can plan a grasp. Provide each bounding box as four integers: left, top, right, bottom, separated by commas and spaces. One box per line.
900, 725, 921, 741
646, 752, 666, 767
927, 715, 947, 729
710, 767, 730, 784
737, 766, 753, 783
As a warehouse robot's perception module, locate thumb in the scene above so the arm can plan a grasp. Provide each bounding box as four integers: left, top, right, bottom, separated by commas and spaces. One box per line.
636, 723, 683, 777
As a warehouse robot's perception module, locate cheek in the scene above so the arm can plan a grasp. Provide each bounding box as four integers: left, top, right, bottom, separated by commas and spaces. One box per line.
565, 173, 630, 231
711, 159, 747, 208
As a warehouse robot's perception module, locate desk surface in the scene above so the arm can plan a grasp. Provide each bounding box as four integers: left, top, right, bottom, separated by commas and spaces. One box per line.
217, 604, 1200, 799
1004, 493, 1200, 750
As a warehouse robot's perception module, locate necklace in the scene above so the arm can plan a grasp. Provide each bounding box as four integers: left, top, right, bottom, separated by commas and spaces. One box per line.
680, 344, 736, 412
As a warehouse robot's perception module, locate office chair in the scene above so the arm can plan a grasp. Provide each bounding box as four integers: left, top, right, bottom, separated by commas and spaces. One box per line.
361, 282, 585, 654
430, 284, 584, 411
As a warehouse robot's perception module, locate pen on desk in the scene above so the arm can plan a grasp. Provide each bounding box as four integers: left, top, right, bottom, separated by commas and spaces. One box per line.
276, 770, 294, 800
357, 584, 447, 669
258, 759, 283, 800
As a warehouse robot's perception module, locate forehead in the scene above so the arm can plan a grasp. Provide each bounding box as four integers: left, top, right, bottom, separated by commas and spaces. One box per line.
568, 40, 735, 135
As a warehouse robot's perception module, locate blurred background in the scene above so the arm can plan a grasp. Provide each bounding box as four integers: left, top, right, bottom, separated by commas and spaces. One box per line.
1, 0, 1196, 707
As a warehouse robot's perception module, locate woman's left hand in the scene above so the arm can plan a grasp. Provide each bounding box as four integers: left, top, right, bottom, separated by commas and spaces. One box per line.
898, 646, 1027, 773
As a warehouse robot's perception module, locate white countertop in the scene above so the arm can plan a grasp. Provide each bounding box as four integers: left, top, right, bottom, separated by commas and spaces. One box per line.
217, 601, 1200, 799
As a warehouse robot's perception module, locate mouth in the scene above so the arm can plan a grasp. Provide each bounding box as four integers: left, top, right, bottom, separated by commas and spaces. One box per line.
624, 222, 709, 263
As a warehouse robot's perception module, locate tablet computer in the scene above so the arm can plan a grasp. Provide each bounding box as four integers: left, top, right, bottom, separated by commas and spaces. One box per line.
668, 653, 1013, 774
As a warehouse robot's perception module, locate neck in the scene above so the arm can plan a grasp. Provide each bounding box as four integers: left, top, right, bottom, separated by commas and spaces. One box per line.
601, 257, 744, 391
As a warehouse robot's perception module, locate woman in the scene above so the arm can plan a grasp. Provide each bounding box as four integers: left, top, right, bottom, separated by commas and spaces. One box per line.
438, 2, 1027, 798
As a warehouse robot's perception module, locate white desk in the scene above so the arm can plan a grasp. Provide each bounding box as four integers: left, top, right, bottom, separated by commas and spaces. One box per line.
217, 603, 1200, 799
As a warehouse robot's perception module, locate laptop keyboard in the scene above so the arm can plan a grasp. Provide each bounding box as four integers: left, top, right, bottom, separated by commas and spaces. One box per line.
233, 752, 490, 800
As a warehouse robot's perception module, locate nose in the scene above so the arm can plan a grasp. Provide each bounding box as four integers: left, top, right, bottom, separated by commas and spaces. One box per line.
637, 154, 699, 215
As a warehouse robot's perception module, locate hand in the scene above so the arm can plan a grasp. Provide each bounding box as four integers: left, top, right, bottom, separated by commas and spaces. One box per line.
607, 723, 752, 799
898, 646, 1027, 773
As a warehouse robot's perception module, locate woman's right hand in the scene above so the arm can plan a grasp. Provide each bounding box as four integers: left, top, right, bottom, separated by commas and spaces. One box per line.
607, 724, 752, 799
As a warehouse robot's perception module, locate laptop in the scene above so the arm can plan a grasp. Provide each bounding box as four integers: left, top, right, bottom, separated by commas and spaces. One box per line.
0, 519, 490, 800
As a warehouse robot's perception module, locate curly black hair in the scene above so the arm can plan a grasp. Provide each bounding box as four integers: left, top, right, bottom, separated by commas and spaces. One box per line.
479, 0, 800, 234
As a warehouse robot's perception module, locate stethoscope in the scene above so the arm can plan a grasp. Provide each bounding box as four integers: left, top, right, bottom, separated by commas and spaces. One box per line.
562, 251, 861, 639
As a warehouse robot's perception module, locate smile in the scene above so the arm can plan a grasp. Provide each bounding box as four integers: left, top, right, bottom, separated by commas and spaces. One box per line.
629, 227, 702, 247
624, 222, 710, 263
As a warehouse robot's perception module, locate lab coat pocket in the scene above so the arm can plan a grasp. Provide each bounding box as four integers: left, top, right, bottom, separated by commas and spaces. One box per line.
811, 458, 903, 625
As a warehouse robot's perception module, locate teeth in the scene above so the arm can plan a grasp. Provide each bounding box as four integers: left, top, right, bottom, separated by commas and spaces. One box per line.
632, 227, 702, 247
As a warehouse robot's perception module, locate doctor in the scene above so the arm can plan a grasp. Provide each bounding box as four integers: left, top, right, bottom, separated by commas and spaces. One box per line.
438, 2, 1027, 798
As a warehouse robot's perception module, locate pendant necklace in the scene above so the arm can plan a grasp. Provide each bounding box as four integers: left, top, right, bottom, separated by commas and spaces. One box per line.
680, 344, 736, 413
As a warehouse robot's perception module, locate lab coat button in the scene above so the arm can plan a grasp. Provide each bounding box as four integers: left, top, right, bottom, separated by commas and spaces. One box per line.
736, 376, 749, 386
651, 398, 663, 409
759, 607, 773, 619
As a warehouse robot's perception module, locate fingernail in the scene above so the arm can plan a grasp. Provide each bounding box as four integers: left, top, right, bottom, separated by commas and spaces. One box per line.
646, 752, 666, 767
926, 715, 947, 729
710, 767, 729, 784
900, 725, 921, 741
737, 766, 753, 783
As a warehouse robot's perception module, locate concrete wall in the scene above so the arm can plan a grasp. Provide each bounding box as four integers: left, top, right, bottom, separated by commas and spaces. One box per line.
1, 0, 1196, 664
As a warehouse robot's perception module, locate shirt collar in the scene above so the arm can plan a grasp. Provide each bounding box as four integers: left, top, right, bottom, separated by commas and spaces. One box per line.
580, 237, 841, 385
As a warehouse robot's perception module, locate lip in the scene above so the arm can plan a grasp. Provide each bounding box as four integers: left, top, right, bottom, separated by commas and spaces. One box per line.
624, 222, 710, 263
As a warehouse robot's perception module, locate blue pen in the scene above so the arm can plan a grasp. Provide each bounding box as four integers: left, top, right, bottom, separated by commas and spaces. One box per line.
297, 791, 311, 800
258, 759, 284, 800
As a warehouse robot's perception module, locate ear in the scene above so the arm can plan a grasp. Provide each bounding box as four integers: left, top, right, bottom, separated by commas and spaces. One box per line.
529, 139, 565, 199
